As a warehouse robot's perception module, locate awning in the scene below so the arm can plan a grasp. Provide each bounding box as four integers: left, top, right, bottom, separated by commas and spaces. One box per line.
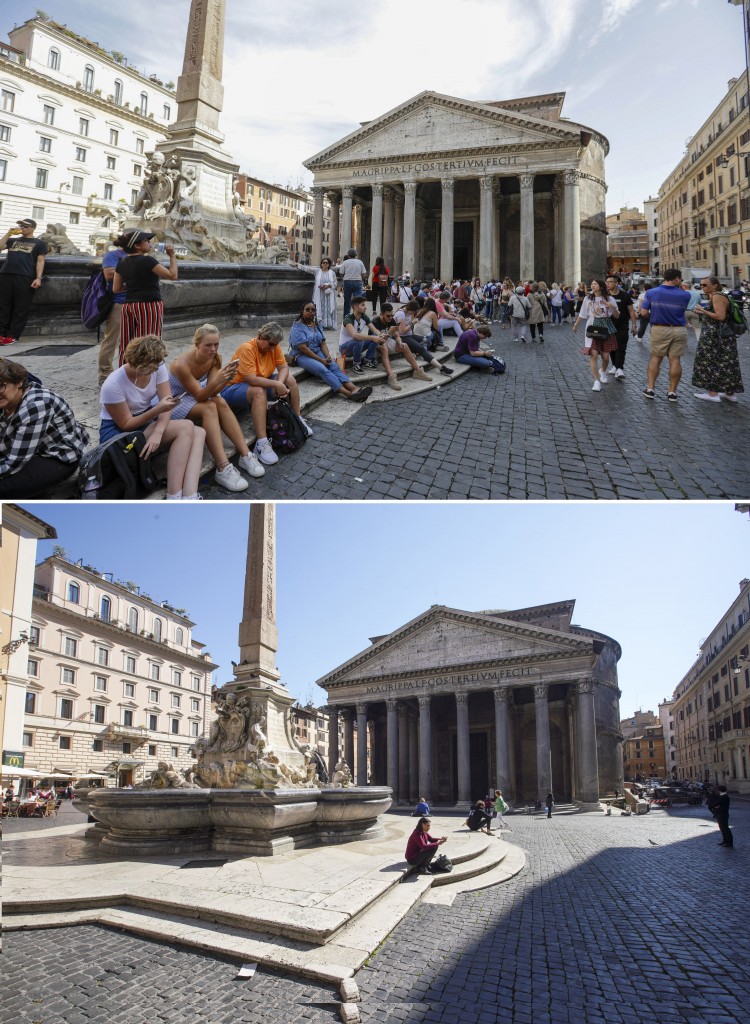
1, 766, 48, 779
72, 772, 111, 780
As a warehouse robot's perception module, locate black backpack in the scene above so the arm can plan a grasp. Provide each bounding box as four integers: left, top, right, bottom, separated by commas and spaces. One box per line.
265, 397, 309, 455
81, 268, 114, 331
78, 431, 163, 499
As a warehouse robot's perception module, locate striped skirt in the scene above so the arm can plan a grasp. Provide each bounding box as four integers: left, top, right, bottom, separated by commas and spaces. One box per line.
118, 301, 164, 366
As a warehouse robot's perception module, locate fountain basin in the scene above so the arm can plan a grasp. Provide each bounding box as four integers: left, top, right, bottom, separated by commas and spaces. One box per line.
87, 787, 392, 857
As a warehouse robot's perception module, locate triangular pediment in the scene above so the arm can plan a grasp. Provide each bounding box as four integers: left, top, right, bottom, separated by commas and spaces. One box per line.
305, 91, 580, 169
318, 606, 593, 687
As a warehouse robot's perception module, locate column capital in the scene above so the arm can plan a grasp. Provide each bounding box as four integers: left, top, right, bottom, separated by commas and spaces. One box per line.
383, 186, 396, 202
356, 701, 368, 716
440, 177, 455, 194
311, 185, 326, 199
394, 192, 405, 208
479, 175, 495, 193
518, 173, 535, 191
342, 185, 354, 199
326, 190, 341, 205
339, 707, 353, 723
455, 692, 469, 706
578, 679, 595, 694
371, 182, 384, 198
397, 703, 409, 720
418, 695, 431, 710
493, 685, 511, 705
534, 683, 548, 701
386, 697, 398, 712
563, 169, 580, 186
403, 181, 417, 196
492, 180, 503, 200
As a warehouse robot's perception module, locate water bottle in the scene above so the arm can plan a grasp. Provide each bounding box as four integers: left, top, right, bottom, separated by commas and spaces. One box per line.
81, 475, 98, 500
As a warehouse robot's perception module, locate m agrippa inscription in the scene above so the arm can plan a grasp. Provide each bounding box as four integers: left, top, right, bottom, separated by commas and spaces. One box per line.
362, 666, 534, 696
350, 155, 521, 179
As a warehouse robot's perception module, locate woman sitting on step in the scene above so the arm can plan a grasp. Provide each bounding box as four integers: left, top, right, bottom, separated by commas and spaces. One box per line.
288, 303, 371, 402
404, 816, 448, 875
168, 323, 266, 492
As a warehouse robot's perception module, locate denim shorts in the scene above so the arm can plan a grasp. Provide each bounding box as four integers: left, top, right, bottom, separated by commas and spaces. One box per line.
99, 419, 126, 444
221, 373, 278, 411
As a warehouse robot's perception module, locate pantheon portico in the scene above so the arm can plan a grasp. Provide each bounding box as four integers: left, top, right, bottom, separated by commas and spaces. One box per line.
317, 601, 623, 808
304, 91, 608, 284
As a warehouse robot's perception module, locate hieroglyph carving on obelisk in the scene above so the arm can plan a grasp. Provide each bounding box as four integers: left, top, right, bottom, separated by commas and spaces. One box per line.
171, 0, 227, 148
234, 503, 281, 688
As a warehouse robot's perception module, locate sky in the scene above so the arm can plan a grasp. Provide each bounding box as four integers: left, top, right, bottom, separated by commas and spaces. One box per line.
5, 0, 747, 213
17, 501, 750, 719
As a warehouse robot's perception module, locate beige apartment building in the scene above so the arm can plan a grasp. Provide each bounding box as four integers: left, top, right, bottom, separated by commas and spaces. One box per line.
656, 74, 750, 284
23, 555, 216, 786
235, 175, 333, 264
622, 723, 666, 782
619, 708, 659, 741
606, 207, 649, 277
671, 657, 709, 784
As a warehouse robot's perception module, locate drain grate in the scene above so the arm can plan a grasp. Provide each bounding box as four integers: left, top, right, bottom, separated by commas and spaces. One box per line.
180, 859, 228, 869
24, 344, 93, 356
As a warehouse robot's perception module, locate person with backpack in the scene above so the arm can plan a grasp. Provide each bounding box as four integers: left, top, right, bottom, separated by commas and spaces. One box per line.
691, 277, 744, 403
97, 236, 129, 385
112, 229, 178, 366
509, 286, 531, 342
100, 334, 206, 500
0, 359, 89, 497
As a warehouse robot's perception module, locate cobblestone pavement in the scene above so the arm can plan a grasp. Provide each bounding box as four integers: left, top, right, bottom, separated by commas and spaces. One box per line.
3, 803, 748, 1023
198, 324, 750, 501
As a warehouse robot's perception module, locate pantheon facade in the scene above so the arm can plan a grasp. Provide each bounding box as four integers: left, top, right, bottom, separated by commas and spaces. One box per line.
304, 91, 608, 285
318, 601, 623, 808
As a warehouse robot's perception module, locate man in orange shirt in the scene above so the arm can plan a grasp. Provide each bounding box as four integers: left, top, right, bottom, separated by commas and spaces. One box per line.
221, 321, 312, 466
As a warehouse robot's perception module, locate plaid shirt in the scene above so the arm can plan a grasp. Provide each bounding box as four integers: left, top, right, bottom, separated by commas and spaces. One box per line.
0, 384, 89, 477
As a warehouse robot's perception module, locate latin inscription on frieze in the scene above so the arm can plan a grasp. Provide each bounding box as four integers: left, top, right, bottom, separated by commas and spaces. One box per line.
363, 666, 533, 695
351, 156, 520, 179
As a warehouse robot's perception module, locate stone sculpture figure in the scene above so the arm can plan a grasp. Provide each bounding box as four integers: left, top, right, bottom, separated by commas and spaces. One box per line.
40, 223, 84, 255
332, 759, 353, 787
135, 761, 200, 789
133, 152, 177, 221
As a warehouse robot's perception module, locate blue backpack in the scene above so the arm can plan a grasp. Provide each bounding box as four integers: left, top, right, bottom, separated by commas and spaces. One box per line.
81, 268, 113, 330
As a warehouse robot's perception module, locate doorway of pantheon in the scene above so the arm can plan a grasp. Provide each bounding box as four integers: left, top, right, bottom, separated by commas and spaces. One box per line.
453, 221, 474, 280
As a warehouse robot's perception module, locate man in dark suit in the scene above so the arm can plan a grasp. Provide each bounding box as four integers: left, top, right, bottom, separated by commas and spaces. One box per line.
711, 785, 733, 847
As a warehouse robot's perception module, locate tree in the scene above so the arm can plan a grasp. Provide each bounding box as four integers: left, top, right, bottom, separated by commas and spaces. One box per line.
52, 544, 67, 559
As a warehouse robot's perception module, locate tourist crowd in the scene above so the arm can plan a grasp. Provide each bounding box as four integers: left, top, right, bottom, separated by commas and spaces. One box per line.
0, 225, 746, 499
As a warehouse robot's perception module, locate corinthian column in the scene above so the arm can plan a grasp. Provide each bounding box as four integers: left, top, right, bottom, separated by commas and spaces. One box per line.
440, 178, 455, 283
563, 169, 581, 286
479, 176, 495, 282
418, 695, 432, 798
456, 691, 471, 803
383, 187, 395, 271
402, 182, 417, 279
369, 183, 384, 269
398, 703, 409, 802
494, 686, 511, 795
576, 679, 600, 806
408, 710, 418, 801
327, 191, 340, 262
393, 194, 404, 277
311, 186, 325, 266
386, 698, 398, 795
327, 707, 339, 776
534, 683, 552, 803
519, 173, 535, 281
356, 701, 368, 785
341, 708, 354, 776
341, 186, 353, 255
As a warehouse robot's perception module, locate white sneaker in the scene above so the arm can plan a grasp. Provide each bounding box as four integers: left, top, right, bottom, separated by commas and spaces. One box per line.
592, 380, 602, 392
694, 392, 721, 403
254, 437, 279, 465
238, 452, 265, 478
298, 415, 313, 437
607, 364, 616, 374
214, 463, 248, 492
719, 393, 738, 403
599, 371, 608, 383
615, 369, 625, 379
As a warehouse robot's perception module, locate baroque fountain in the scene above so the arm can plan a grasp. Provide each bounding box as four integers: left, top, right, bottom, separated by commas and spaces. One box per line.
86, 506, 391, 856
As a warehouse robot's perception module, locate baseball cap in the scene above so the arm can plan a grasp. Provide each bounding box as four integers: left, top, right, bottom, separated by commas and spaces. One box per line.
123, 229, 155, 251
17, 219, 36, 229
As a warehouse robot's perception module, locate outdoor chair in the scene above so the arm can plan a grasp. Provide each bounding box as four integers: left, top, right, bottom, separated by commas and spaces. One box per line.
6, 800, 20, 818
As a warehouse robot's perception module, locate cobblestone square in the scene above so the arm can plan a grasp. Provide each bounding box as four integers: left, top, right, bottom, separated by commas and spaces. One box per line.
3, 801, 748, 1023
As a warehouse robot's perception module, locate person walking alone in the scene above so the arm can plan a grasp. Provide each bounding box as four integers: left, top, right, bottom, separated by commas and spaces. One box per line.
494, 789, 511, 831
545, 792, 554, 819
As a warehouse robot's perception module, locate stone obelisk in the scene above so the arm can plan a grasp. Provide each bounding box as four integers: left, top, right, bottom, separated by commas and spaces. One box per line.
233, 503, 282, 690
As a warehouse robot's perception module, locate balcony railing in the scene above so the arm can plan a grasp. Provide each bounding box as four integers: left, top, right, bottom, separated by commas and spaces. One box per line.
105, 724, 149, 746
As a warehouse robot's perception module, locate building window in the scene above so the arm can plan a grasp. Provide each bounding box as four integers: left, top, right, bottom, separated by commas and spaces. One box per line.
83, 66, 95, 93
106, 156, 116, 170
191, 698, 200, 713
94, 676, 107, 692
23, 732, 33, 747
25, 692, 36, 714
131, 189, 139, 205
190, 722, 200, 737
39, 136, 52, 153
72, 176, 84, 196
125, 655, 136, 674
97, 647, 109, 667
93, 739, 103, 752
0, 159, 6, 183
104, 183, 113, 200
135, 138, 144, 154
75, 147, 87, 162
59, 736, 71, 750
148, 688, 160, 703
150, 663, 160, 681
192, 676, 201, 692
139, 93, 148, 116
62, 667, 76, 686
175, 627, 184, 645
153, 619, 162, 642
2, 90, 16, 112
60, 698, 73, 719
128, 608, 139, 632
163, 104, 171, 120
109, 128, 119, 147
31, 205, 45, 222
79, 117, 89, 137
64, 636, 78, 657
148, 744, 156, 756
67, 581, 80, 603
171, 719, 179, 734
123, 709, 133, 727
122, 742, 131, 754
27, 658, 39, 677
172, 670, 182, 687
124, 682, 135, 697
93, 704, 105, 725
114, 80, 123, 105
133, 163, 142, 177
100, 596, 111, 621
171, 746, 178, 757
0, 125, 10, 143
35, 168, 49, 189
149, 713, 158, 731
171, 694, 181, 709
